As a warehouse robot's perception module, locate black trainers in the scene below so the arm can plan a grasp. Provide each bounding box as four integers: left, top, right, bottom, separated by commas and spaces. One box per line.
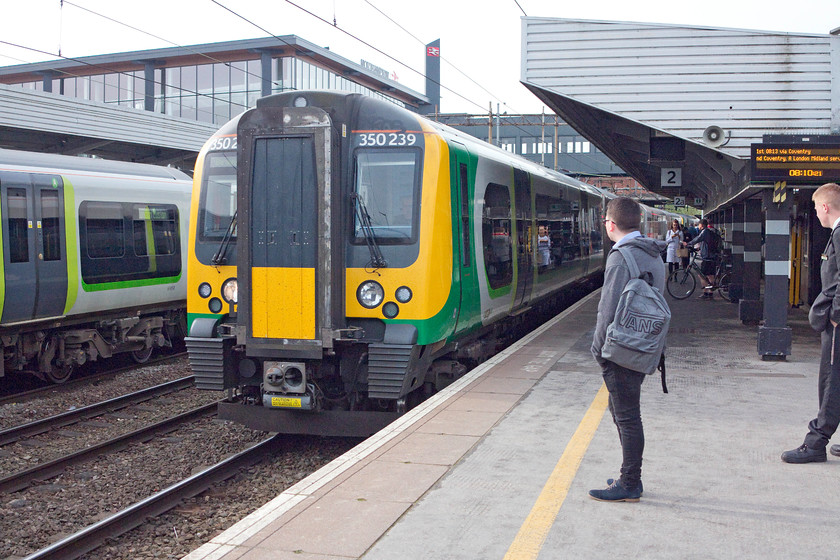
589, 479, 641, 502
830, 444, 840, 457
607, 478, 643, 495
781, 444, 827, 463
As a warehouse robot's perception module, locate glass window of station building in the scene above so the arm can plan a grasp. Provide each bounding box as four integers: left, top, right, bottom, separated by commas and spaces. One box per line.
4, 37, 427, 126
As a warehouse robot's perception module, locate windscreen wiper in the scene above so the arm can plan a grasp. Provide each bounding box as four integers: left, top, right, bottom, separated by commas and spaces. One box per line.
351, 193, 387, 268
211, 210, 237, 266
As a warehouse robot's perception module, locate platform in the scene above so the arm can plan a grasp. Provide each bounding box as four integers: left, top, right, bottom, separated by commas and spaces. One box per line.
183, 289, 834, 560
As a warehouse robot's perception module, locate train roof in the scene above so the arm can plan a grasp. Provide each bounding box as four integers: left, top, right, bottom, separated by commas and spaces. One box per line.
0, 148, 191, 181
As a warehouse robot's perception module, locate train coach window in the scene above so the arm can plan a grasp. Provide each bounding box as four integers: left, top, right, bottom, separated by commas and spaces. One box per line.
199, 151, 237, 242
133, 205, 178, 256
41, 190, 61, 261
80, 201, 181, 286
353, 149, 421, 243
7, 188, 29, 263
84, 202, 124, 258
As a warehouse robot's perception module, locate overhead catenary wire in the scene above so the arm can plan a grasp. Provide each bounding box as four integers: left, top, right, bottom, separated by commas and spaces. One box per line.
0, 38, 244, 122
211, 0, 491, 114
362, 0, 518, 114
60, 0, 287, 95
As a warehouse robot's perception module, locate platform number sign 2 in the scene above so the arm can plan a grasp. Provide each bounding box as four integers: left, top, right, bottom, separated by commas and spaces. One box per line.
661, 168, 682, 187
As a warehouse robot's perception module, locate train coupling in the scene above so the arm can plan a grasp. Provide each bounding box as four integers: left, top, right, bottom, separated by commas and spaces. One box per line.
262, 361, 318, 410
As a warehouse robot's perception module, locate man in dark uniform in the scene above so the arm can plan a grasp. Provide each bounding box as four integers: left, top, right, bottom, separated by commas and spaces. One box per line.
782, 182, 840, 463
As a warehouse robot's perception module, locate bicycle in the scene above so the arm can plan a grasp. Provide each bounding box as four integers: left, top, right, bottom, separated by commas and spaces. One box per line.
666, 247, 731, 300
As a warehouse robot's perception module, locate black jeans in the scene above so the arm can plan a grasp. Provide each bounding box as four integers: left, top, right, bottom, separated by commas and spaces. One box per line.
804, 326, 840, 449
601, 361, 646, 488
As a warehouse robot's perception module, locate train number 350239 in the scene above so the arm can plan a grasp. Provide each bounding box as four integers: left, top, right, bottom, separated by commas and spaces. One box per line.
357, 132, 417, 147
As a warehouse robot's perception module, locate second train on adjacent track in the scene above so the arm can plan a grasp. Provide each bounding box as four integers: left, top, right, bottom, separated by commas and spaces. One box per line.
186, 91, 679, 435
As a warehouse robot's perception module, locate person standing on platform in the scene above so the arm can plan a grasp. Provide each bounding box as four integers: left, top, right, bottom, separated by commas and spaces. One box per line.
782, 182, 840, 463
683, 219, 720, 299
589, 197, 667, 502
665, 220, 683, 274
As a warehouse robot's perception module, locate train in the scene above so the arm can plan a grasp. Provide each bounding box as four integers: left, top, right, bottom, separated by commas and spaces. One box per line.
0, 149, 191, 383
185, 91, 682, 436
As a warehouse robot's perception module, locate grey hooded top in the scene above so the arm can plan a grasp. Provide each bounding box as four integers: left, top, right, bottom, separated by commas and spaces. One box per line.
591, 235, 668, 366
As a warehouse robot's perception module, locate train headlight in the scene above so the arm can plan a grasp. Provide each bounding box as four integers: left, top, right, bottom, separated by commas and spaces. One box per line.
357, 281, 384, 308
198, 282, 212, 298
395, 286, 412, 303
222, 278, 238, 304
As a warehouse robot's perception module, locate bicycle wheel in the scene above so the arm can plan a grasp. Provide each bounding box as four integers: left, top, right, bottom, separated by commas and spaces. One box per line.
666, 268, 696, 299
717, 273, 731, 301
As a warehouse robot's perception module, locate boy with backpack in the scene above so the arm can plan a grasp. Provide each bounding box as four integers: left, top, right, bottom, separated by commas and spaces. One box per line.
590, 197, 669, 502
684, 218, 721, 299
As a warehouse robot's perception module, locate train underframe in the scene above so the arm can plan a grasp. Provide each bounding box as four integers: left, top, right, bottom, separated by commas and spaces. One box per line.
1, 305, 186, 383
193, 278, 598, 437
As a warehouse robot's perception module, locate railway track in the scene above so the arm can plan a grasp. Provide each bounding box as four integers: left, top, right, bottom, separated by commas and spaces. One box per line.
0, 351, 188, 406
0, 400, 217, 493
20, 434, 281, 560
0, 376, 195, 446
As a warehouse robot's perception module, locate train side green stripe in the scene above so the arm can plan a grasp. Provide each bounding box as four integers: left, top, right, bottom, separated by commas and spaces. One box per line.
82, 274, 182, 292
63, 177, 78, 315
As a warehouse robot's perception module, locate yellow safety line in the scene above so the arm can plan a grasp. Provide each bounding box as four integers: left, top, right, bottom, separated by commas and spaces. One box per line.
503, 384, 609, 560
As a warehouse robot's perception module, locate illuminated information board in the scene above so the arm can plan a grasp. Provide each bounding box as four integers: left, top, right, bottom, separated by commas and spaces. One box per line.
751, 143, 840, 183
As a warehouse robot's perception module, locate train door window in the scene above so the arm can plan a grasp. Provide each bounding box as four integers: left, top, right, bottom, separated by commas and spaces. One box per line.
84, 202, 124, 258
353, 149, 421, 244
535, 193, 563, 274
7, 188, 29, 263
459, 163, 470, 266
199, 151, 237, 242
40, 190, 61, 261
482, 183, 512, 289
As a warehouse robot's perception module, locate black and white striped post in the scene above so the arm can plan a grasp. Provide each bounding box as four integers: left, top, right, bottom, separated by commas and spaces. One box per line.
728, 202, 745, 302
739, 197, 763, 324
758, 184, 793, 360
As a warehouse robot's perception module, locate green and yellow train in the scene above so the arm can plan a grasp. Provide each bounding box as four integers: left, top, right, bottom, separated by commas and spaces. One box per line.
186, 91, 672, 435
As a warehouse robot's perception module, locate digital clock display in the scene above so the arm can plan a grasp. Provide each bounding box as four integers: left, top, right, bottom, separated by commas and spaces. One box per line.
751, 143, 840, 183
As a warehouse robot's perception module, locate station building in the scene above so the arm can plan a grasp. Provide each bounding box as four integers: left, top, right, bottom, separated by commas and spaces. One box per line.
0, 34, 621, 177
0, 36, 433, 166
521, 17, 840, 358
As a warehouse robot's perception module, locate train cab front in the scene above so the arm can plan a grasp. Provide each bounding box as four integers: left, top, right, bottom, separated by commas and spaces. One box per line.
187, 91, 453, 436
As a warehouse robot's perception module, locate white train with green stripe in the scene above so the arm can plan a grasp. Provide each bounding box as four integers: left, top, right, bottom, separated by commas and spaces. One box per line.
0, 149, 191, 383
187, 91, 675, 436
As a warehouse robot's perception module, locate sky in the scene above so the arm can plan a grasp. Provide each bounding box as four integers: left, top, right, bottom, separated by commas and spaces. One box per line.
0, 0, 838, 115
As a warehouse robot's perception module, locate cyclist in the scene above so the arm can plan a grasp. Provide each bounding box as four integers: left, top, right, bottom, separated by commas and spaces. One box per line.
683, 218, 721, 299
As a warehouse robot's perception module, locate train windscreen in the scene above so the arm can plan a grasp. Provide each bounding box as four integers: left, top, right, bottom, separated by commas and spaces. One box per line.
199, 151, 237, 242
353, 149, 420, 244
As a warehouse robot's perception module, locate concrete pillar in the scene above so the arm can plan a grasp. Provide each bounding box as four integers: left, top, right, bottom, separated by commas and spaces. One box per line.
729, 202, 745, 302
144, 62, 156, 112
260, 51, 273, 98
739, 197, 763, 323
759, 190, 793, 359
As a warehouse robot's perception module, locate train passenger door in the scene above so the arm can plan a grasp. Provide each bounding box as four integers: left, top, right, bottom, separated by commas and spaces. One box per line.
450, 142, 476, 333
0, 172, 68, 323
249, 136, 318, 340
513, 168, 533, 309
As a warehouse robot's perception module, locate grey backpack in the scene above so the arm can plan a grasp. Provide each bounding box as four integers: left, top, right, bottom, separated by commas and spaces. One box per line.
601, 246, 671, 377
